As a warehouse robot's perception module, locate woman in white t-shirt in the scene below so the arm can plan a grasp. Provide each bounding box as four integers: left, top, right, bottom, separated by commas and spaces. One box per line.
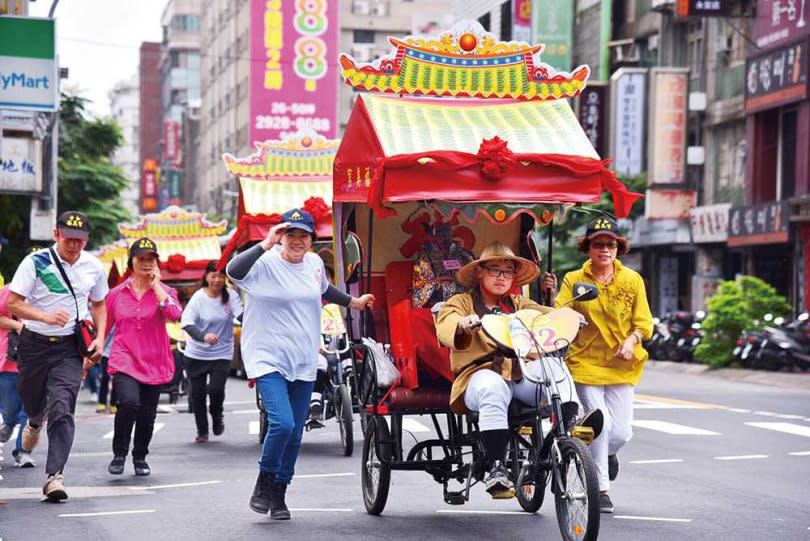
181, 260, 243, 443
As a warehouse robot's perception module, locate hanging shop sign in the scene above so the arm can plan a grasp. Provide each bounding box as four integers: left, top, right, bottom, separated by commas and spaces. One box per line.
727, 200, 790, 246
752, 0, 809, 50
141, 158, 158, 212
531, 0, 573, 71
745, 39, 808, 113
0, 135, 41, 193
163, 120, 179, 163
577, 83, 608, 158
676, 0, 734, 17
513, 0, 532, 43
690, 203, 731, 243
249, 0, 338, 144
645, 189, 695, 221
648, 68, 688, 185
0, 17, 57, 111
610, 68, 647, 177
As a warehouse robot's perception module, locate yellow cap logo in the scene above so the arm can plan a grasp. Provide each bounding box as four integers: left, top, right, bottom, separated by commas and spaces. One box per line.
593, 218, 613, 230
66, 215, 84, 228
138, 239, 154, 249
290, 211, 302, 220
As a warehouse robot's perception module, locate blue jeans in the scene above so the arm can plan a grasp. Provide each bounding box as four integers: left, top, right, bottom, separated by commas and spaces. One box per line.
255, 372, 314, 484
0, 371, 27, 451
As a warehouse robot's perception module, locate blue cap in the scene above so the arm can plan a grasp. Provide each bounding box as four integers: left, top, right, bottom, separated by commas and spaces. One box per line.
280, 208, 315, 235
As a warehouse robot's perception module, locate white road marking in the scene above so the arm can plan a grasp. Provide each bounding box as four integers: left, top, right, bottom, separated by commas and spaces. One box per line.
774, 414, 805, 420
127, 480, 222, 491
436, 510, 534, 516
633, 400, 703, 410
294, 472, 355, 479
60, 509, 156, 518
104, 423, 165, 440
288, 508, 353, 513
222, 400, 256, 406
71, 452, 115, 458
788, 451, 810, 456
753, 411, 778, 417
746, 422, 810, 438
727, 408, 751, 413
249, 421, 259, 435
231, 409, 259, 415
402, 418, 431, 433
614, 515, 692, 523
714, 454, 768, 461
629, 459, 684, 465
632, 420, 720, 436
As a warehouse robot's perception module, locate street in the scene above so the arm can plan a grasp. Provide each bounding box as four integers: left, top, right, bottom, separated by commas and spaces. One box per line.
1, 363, 810, 540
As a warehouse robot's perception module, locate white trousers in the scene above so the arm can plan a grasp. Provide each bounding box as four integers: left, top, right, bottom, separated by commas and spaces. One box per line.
464, 360, 580, 431
575, 383, 634, 492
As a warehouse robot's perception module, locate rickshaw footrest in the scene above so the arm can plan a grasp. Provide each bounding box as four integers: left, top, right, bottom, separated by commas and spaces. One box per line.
443, 491, 466, 505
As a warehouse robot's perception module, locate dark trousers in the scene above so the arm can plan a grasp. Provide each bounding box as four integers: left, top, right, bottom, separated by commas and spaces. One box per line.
184, 356, 229, 435
112, 373, 161, 459
98, 356, 117, 406
15, 330, 82, 475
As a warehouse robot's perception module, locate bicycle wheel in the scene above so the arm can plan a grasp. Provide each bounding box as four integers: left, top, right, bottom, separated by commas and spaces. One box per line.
553, 437, 600, 541
514, 431, 546, 513
337, 384, 354, 457
361, 416, 391, 515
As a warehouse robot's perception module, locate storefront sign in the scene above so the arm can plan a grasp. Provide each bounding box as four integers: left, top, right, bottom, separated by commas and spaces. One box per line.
0, 110, 35, 131
163, 120, 179, 162
141, 159, 158, 212
249, 0, 338, 144
648, 68, 688, 185
513, 0, 532, 43
690, 203, 731, 243
745, 39, 808, 113
727, 201, 790, 246
167, 168, 182, 205
0, 136, 41, 192
627, 217, 692, 247
645, 189, 696, 221
676, 0, 733, 17
752, 0, 809, 50
0, 17, 57, 111
577, 83, 608, 158
610, 68, 647, 177
531, 0, 573, 71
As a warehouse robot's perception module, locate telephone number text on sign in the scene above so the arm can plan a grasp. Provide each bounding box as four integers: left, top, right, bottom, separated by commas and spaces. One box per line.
254, 114, 331, 134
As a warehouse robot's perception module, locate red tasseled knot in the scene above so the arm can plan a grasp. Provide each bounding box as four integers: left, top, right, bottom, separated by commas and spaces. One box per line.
477, 136, 515, 180
165, 254, 186, 273
302, 196, 330, 221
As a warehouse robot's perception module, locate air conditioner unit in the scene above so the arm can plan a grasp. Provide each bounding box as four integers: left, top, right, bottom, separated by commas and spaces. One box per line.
607, 38, 640, 66
372, 2, 387, 16
352, 47, 372, 62
353, 0, 370, 15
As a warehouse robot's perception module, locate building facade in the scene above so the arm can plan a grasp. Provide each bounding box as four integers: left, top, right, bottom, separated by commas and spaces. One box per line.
139, 42, 162, 212
108, 75, 141, 216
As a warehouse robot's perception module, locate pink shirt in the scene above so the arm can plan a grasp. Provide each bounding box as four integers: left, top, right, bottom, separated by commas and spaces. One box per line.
106, 278, 182, 385
0, 286, 19, 373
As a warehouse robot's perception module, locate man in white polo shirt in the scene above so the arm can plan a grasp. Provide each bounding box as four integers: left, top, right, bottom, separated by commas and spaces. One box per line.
7, 211, 108, 502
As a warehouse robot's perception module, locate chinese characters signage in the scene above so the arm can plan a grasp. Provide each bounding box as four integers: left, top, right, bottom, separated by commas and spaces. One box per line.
249, 0, 338, 144
645, 190, 696, 220
513, 0, 532, 43
676, 0, 732, 17
166, 168, 182, 205
648, 68, 688, 185
0, 136, 41, 193
141, 159, 158, 212
745, 39, 808, 113
690, 203, 731, 243
531, 0, 573, 71
752, 0, 809, 50
163, 120, 179, 162
577, 83, 608, 158
610, 69, 647, 177
727, 201, 790, 246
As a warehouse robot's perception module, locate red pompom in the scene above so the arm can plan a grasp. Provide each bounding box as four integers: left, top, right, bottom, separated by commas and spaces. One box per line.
303, 196, 330, 221
166, 254, 186, 273
477, 136, 515, 180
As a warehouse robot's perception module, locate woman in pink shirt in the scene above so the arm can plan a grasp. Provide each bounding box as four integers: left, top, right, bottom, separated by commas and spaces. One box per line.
105, 238, 181, 476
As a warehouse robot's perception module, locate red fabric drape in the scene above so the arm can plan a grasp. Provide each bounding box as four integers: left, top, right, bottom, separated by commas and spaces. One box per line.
216, 213, 282, 271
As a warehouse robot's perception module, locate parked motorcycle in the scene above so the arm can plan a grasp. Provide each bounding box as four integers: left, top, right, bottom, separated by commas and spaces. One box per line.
732, 329, 766, 368
658, 311, 704, 363
755, 313, 810, 372
645, 315, 671, 360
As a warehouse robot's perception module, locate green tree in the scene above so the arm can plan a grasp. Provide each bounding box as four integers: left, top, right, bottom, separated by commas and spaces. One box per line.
694, 275, 791, 368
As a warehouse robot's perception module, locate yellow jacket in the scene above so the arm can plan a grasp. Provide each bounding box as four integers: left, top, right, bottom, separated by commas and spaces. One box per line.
554, 259, 653, 386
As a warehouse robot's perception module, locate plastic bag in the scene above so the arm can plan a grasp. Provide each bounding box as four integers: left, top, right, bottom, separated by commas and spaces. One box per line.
361, 337, 400, 388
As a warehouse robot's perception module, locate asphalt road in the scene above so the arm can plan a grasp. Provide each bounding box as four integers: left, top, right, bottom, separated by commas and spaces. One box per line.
1, 364, 810, 541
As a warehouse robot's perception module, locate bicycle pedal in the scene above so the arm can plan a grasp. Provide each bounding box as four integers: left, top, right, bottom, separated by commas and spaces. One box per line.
571, 426, 594, 445
519, 426, 532, 435
443, 492, 466, 505
490, 488, 515, 500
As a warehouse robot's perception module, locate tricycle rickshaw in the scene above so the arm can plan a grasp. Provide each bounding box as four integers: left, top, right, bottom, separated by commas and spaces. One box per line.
331, 21, 642, 541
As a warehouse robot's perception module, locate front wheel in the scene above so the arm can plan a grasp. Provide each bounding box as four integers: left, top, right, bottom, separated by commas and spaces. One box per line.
553, 437, 600, 541
337, 384, 354, 457
361, 416, 391, 515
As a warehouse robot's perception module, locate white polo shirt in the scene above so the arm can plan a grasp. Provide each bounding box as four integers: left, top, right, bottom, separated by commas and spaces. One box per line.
9, 244, 109, 336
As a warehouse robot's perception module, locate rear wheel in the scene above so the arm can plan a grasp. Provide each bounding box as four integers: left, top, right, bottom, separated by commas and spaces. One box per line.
361, 416, 391, 515
553, 437, 600, 541
337, 384, 354, 456
511, 427, 546, 513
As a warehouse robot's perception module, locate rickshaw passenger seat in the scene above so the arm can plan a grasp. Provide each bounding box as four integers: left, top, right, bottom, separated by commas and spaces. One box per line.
385, 261, 454, 390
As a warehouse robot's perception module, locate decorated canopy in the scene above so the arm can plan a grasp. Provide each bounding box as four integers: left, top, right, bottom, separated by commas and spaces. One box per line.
118, 205, 227, 282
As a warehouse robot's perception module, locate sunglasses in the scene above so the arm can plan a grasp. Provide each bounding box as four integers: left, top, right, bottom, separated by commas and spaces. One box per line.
591, 241, 618, 250
481, 266, 516, 279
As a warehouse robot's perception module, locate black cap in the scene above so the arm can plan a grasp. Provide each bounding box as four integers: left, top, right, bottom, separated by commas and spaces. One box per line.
585, 216, 621, 240
129, 237, 160, 258
280, 208, 315, 235
56, 211, 90, 241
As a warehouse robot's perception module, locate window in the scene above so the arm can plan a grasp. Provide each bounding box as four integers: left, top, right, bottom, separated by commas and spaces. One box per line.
478, 13, 491, 31
353, 30, 375, 44
778, 107, 797, 200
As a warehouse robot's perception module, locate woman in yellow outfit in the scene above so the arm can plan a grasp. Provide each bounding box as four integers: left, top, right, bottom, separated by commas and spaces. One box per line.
544, 216, 653, 514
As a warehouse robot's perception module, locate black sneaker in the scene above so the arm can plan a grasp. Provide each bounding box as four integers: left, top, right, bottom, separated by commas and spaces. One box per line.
600, 492, 614, 513
270, 482, 291, 520
108, 455, 125, 475
250, 471, 275, 514
608, 454, 619, 481
212, 416, 225, 436
133, 459, 151, 476
484, 461, 514, 499
309, 401, 323, 421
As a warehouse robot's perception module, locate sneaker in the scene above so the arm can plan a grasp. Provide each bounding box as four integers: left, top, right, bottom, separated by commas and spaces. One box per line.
42, 473, 68, 502
249, 471, 275, 514
599, 492, 614, 513
309, 401, 323, 421
195, 433, 209, 444
608, 454, 619, 481
270, 482, 291, 520
108, 455, 125, 475
96, 404, 108, 414
133, 459, 151, 476
484, 461, 514, 499
22, 421, 43, 452
13, 450, 36, 468
110, 406, 118, 414
90, 392, 99, 403
0, 423, 14, 443
212, 417, 225, 436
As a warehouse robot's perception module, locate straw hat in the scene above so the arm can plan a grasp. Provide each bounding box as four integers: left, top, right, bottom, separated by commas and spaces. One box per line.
456, 241, 540, 288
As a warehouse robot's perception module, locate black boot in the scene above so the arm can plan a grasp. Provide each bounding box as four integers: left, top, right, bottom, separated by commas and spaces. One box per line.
270, 482, 291, 520
249, 471, 274, 514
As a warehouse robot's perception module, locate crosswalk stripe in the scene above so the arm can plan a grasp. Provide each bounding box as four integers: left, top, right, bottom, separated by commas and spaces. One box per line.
249, 421, 259, 435
715, 454, 768, 461
788, 451, 810, 456
745, 422, 810, 438
634, 394, 722, 409
103, 423, 165, 440
632, 420, 720, 436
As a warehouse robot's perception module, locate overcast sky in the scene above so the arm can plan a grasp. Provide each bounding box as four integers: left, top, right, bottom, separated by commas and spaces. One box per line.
29, 0, 166, 117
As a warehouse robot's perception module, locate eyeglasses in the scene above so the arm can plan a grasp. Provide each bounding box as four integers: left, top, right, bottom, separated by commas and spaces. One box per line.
591, 241, 618, 250
481, 266, 516, 279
